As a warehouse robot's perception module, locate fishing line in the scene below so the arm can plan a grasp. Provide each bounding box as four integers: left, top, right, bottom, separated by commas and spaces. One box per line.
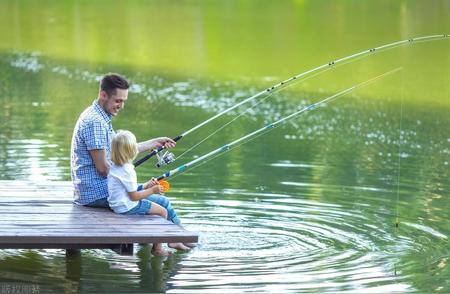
169, 126, 275, 182
174, 91, 275, 162
158, 68, 402, 181
393, 57, 405, 278
395, 67, 405, 229
185, 68, 401, 171
172, 55, 373, 166
134, 34, 448, 168
175, 66, 337, 162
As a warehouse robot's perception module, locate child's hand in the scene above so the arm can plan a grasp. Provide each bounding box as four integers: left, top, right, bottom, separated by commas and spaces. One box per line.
146, 178, 159, 188
146, 178, 164, 194
151, 184, 164, 195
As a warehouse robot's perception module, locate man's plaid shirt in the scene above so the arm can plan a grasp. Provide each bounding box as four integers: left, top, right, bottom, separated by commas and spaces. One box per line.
71, 100, 114, 205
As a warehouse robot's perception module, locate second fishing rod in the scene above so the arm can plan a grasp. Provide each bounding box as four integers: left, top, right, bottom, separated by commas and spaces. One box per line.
133, 34, 447, 168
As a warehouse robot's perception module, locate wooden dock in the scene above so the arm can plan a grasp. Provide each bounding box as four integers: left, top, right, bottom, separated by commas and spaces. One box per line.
0, 180, 198, 255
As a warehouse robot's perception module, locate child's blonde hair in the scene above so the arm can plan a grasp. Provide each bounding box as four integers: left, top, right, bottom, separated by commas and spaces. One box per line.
111, 130, 139, 165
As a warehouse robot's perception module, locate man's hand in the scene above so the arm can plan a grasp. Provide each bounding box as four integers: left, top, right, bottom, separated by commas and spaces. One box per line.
138, 137, 176, 153
154, 137, 176, 149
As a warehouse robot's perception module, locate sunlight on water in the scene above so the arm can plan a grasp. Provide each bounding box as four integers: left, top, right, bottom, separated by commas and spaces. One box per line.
0, 0, 449, 293
2, 48, 449, 291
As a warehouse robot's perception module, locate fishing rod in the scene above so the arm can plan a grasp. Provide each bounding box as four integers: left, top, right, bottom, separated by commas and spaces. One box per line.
134, 34, 448, 168
156, 67, 402, 181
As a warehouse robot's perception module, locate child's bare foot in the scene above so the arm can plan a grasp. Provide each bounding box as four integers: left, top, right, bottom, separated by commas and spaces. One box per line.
151, 243, 172, 256
151, 248, 172, 257
168, 243, 190, 251
183, 243, 197, 248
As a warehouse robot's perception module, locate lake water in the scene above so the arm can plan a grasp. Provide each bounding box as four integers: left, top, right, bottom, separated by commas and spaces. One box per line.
0, 1, 449, 293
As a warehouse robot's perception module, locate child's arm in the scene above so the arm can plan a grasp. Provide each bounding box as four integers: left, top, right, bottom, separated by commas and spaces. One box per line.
128, 184, 163, 201
127, 178, 163, 201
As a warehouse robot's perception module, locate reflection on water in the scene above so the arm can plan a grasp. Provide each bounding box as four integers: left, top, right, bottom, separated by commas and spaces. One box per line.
0, 246, 186, 293
1, 49, 449, 292
0, 0, 449, 293
0, 177, 447, 292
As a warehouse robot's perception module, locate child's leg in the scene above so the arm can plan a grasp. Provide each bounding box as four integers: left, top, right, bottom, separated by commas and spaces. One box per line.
146, 194, 181, 225
146, 195, 193, 250
146, 196, 190, 251
148, 202, 168, 219
147, 202, 171, 256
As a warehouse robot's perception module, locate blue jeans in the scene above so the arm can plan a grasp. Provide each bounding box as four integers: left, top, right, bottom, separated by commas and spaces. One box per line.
122, 199, 152, 215
85, 197, 110, 208
86, 185, 180, 225
145, 194, 181, 225
85, 184, 146, 208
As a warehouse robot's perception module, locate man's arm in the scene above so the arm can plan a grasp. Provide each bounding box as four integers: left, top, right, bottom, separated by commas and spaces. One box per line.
89, 149, 110, 177
137, 137, 176, 153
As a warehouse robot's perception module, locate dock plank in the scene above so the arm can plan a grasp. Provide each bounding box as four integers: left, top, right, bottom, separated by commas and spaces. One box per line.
0, 180, 198, 251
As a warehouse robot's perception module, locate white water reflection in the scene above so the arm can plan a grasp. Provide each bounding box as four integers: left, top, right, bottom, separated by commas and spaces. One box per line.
5, 139, 61, 181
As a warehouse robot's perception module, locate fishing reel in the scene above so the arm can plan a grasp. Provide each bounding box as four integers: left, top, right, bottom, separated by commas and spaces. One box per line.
158, 179, 170, 193
155, 150, 175, 168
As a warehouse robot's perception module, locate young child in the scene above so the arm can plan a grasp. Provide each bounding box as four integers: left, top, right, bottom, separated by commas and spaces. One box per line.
107, 130, 190, 256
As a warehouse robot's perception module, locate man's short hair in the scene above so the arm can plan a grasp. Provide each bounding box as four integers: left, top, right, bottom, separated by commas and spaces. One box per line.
100, 73, 130, 97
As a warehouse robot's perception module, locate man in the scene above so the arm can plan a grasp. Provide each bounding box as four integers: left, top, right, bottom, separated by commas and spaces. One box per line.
71, 73, 175, 207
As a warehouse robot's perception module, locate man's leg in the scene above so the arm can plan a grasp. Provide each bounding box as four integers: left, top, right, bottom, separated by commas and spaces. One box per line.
85, 198, 110, 209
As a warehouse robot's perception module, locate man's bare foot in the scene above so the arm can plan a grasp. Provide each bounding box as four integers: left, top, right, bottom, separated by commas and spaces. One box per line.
183, 243, 197, 248
168, 243, 190, 251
